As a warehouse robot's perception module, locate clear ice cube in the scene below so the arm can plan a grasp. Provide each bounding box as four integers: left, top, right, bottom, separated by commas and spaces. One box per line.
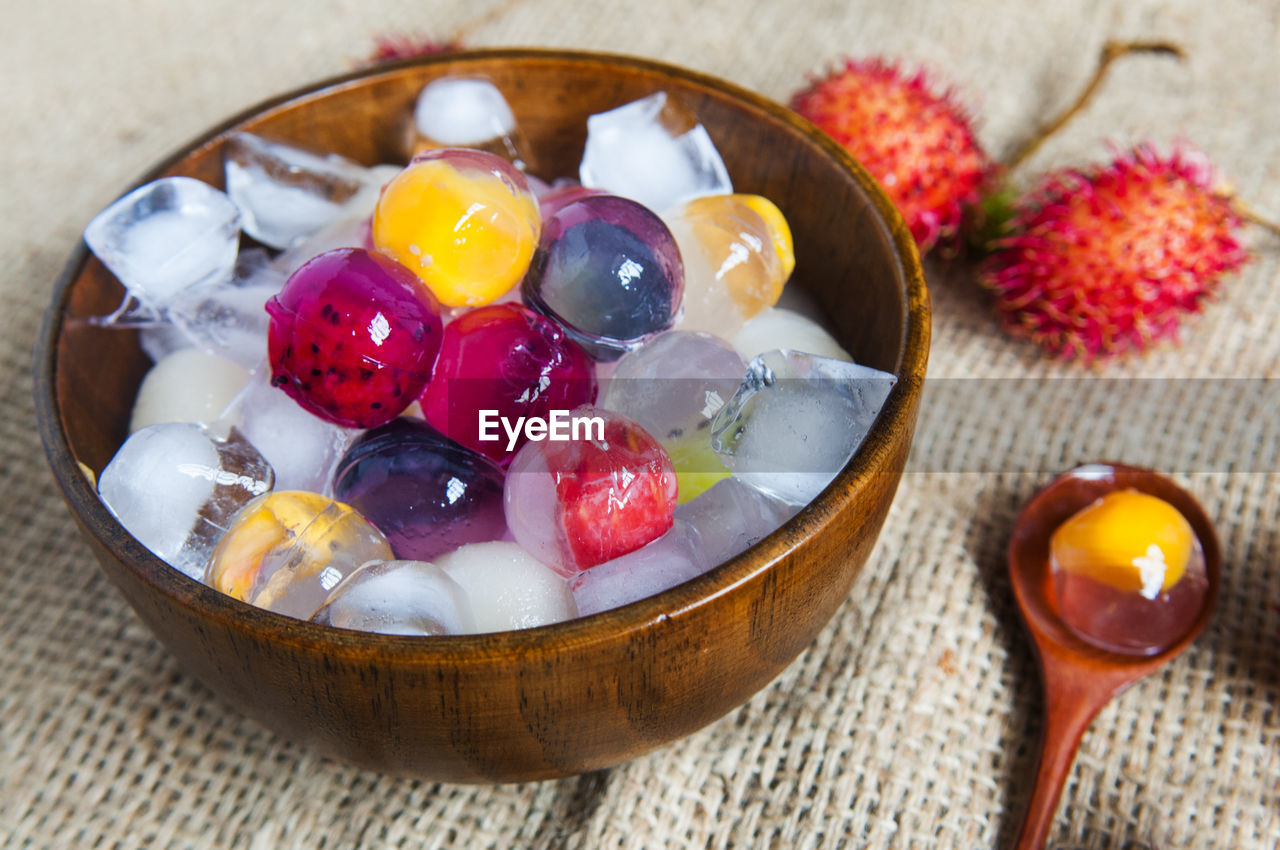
411, 77, 529, 170
272, 213, 373, 277
138, 322, 194, 363
312, 559, 476, 635
220, 369, 358, 492
224, 132, 381, 250
165, 247, 284, 370
97, 422, 273, 580
579, 92, 732, 214
674, 476, 797, 564
571, 520, 710, 617
84, 176, 241, 308
270, 166, 394, 276
710, 350, 896, 505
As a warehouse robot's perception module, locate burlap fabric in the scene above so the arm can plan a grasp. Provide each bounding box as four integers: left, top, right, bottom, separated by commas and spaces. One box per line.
3, 0, 1277, 846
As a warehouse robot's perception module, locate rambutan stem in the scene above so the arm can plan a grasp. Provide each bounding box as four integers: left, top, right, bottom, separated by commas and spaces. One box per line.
1005, 40, 1185, 174
1229, 197, 1280, 239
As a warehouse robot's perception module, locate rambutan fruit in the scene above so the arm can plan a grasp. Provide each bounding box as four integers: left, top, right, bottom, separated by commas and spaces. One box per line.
790, 58, 992, 254
983, 145, 1249, 362
365, 34, 460, 65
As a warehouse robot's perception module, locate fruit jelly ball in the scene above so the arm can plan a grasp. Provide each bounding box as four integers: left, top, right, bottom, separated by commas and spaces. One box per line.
667, 194, 793, 335
331, 418, 507, 561
421, 303, 597, 465
129, 348, 250, 433
266, 247, 443, 429
601, 331, 746, 503
523, 194, 684, 359
437, 541, 578, 632
504, 406, 678, 576
735, 195, 795, 279
1050, 489, 1209, 655
372, 148, 540, 308
205, 490, 393, 620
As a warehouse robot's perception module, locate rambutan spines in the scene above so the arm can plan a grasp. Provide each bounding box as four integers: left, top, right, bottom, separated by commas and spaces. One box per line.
984, 146, 1249, 362
365, 34, 460, 65
790, 59, 992, 254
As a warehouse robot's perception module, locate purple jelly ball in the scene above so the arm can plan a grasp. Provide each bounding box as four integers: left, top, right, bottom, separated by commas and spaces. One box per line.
331, 418, 506, 560
523, 194, 684, 359
266, 247, 443, 429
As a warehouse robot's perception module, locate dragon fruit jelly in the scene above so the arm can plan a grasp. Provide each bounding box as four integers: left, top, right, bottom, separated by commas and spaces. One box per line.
266, 247, 443, 429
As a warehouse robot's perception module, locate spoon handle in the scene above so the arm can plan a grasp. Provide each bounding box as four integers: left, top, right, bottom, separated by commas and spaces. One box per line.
1013, 671, 1109, 850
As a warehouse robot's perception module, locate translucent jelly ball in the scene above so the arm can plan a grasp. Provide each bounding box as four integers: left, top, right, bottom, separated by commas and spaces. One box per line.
601, 331, 747, 503
372, 148, 540, 308
1050, 490, 1209, 655
504, 406, 678, 576
665, 194, 793, 336
331, 418, 507, 561
205, 491, 393, 620
421, 303, 597, 465
266, 248, 443, 429
523, 194, 684, 359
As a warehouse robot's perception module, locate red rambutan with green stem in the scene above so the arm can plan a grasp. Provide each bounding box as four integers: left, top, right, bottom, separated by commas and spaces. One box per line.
794, 40, 1279, 361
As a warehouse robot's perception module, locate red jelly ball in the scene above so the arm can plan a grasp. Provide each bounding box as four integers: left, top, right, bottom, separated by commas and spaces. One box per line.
422, 303, 597, 465
504, 407, 679, 573
266, 248, 443, 428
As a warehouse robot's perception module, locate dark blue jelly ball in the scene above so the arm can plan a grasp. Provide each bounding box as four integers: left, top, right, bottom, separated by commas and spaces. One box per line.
523, 194, 684, 359
332, 418, 506, 560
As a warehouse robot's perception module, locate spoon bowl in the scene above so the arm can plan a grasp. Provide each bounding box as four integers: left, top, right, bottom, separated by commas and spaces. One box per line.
1008, 462, 1220, 849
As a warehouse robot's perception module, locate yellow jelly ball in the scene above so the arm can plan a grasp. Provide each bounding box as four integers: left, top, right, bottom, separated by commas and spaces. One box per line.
736, 194, 795, 280
670, 195, 789, 334
206, 490, 333, 601
372, 154, 540, 308
1050, 490, 1194, 596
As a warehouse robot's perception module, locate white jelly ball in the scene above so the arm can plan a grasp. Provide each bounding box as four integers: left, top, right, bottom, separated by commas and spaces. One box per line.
130, 348, 251, 433
436, 541, 577, 632
730, 307, 852, 363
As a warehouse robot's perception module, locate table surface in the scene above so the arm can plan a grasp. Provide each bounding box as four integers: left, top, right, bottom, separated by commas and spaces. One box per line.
3, 0, 1277, 847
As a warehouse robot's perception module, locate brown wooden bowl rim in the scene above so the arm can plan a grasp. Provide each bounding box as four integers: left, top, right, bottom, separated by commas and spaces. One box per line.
34, 47, 929, 661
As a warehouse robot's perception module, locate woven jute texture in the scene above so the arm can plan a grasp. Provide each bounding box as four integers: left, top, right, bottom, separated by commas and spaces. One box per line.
4, 0, 1278, 847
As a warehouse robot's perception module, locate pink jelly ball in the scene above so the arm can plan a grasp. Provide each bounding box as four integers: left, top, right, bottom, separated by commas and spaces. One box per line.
266, 247, 443, 428
421, 303, 597, 465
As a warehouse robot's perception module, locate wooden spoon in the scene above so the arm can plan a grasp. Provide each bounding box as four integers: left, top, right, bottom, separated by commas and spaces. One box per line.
1008, 462, 1220, 849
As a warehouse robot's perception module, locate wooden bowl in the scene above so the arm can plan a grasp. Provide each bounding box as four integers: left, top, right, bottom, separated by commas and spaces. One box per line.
34, 49, 929, 781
